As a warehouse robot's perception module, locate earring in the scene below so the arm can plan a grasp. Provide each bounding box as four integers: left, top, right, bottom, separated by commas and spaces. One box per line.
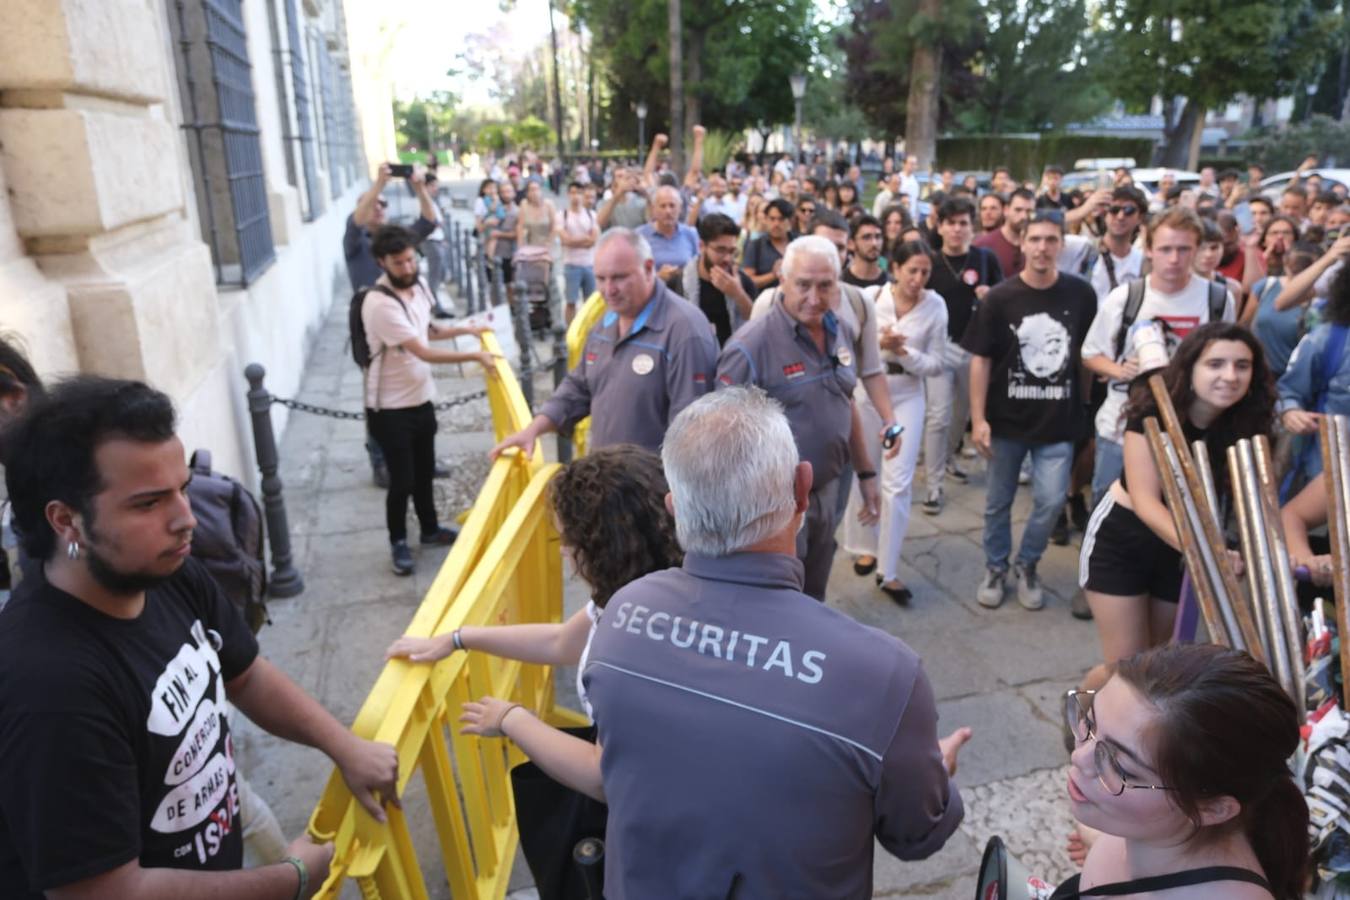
66, 540, 80, 561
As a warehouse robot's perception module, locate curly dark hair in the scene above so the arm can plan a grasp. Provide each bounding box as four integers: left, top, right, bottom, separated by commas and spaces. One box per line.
1123, 322, 1275, 495
547, 445, 682, 607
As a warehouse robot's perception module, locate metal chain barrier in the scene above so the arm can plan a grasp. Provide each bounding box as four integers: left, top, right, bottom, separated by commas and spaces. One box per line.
269, 389, 488, 421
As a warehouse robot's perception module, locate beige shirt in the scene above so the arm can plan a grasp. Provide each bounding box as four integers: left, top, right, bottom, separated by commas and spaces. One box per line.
362, 277, 436, 410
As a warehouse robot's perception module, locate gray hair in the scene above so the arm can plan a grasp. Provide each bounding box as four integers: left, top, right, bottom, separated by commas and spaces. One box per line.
662, 387, 799, 556
595, 227, 654, 266
782, 234, 841, 281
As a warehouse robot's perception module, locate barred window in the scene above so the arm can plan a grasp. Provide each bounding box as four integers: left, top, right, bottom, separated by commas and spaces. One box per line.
169, 0, 276, 286
266, 0, 323, 221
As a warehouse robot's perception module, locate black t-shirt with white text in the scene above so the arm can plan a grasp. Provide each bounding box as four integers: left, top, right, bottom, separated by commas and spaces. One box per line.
961, 273, 1098, 444
927, 246, 1003, 344
0, 559, 259, 896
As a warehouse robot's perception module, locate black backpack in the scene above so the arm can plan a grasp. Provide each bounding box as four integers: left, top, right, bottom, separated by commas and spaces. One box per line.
1114, 277, 1229, 359
187, 450, 269, 634
348, 284, 410, 369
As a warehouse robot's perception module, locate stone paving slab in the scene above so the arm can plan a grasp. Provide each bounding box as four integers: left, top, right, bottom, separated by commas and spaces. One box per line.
234, 187, 1097, 897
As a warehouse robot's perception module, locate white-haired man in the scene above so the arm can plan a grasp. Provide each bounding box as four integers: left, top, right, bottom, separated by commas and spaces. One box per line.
586, 388, 968, 896
716, 235, 884, 600
491, 229, 718, 457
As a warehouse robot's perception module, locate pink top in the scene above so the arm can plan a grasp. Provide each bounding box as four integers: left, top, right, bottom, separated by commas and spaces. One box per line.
362, 277, 436, 410
561, 207, 597, 266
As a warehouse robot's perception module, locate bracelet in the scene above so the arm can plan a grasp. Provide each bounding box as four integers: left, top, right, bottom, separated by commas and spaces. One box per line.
498, 702, 524, 734
856, 470, 878, 480
283, 855, 308, 900
451, 628, 464, 651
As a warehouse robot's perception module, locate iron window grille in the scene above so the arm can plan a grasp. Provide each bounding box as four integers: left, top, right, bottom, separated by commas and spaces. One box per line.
266, 0, 322, 221
171, 0, 276, 286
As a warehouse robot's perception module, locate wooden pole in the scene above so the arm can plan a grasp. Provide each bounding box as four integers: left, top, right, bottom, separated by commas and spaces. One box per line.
1146, 375, 1264, 655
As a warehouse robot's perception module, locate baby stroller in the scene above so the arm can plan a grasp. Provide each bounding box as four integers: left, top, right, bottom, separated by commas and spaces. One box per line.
513, 245, 556, 336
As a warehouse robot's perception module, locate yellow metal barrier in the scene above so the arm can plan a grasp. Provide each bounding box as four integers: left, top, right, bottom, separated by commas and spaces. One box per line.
306, 333, 585, 898
565, 292, 607, 457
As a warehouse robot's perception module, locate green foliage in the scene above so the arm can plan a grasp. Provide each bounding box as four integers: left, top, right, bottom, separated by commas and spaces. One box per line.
510, 116, 558, 150
393, 91, 459, 151
1095, 0, 1338, 111
1244, 116, 1350, 172
935, 135, 1156, 180
572, 0, 818, 136
699, 129, 741, 172
950, 0, 1110, 134
476, 123, 511, 154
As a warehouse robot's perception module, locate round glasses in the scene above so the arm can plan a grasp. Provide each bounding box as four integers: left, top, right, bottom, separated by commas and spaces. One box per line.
1063, 690, 1174, 797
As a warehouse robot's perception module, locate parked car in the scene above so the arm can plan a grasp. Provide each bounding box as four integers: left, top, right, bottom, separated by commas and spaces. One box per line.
1260, 169, 1350, 201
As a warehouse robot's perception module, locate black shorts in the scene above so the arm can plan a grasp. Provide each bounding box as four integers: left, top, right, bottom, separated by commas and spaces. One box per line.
489, 257, 514, 286
1079, 492, 1184, 601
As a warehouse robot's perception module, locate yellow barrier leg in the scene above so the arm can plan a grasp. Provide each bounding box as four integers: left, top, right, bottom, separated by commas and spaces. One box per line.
448, 676, 500, 876
420, 712, 478, 899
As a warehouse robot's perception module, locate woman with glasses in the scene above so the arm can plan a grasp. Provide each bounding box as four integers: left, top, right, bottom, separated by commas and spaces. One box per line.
1078, 324, 1275, 692
1059, 644, 1306, 899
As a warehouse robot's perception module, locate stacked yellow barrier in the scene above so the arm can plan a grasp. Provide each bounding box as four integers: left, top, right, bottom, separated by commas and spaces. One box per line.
565, 292, 607, 457
306, 333, 587, 899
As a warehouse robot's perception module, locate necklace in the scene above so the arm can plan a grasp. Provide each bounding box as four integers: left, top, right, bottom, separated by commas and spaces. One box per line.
941, 249, 971, 282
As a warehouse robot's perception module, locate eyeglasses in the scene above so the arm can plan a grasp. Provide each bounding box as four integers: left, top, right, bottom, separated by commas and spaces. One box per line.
376, 199, 389, 209
1107, 205, 1139, 216
1063, 690, 1174, 797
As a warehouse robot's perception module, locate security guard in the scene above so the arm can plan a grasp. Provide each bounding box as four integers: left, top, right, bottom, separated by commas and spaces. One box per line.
582, 388, 969, 898
716, 235, 882, 600
492, 228, 718, 458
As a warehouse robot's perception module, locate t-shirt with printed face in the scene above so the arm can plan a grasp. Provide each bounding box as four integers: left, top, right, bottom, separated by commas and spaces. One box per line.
0, 560, 259, 897
961, 273, 1098, 444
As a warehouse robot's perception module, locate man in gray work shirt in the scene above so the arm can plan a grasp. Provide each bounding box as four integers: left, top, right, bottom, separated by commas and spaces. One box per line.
718, 235, 884, 600
492, 229, 718, 458
584, 388, 970, 898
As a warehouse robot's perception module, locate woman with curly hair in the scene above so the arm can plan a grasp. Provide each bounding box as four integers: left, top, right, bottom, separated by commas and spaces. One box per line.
385, 444, 681, 720
1077, 323, 1275, 691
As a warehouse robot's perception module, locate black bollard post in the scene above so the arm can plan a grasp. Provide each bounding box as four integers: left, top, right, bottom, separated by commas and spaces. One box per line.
466, 233, 479, 314
510, 272, 535, 410
552, 325, 572, 463
244, 364, 305, 597
491, 250, 505, 310
449, 220, 462, 295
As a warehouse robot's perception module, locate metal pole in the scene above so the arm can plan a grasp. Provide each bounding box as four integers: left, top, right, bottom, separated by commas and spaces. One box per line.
449, 219, 462, 294
1322, 415, 1350, 708
1226, 444, 1268, 653
1252, 435, 1307, 716
552, 325, 572, 464
1233, 440, 1291, 691
466, 233, 479, 314
244, 364, 304, 597
510, 270, 535, 410
491, 251, 506, 310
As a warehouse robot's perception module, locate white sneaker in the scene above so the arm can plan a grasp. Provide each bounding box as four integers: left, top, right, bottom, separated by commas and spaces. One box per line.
977, 568, 1007, 608
1014, 562, 1044, 610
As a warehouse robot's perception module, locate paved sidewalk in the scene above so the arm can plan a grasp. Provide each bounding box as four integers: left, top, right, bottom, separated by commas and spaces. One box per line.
234, 183, 1098, 898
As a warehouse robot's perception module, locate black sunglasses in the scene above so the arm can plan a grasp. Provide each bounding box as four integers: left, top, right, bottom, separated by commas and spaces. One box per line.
1030, 209, 1064, 225
1107, 204, 1139, 216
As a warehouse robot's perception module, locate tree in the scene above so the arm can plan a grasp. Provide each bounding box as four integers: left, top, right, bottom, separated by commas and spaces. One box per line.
1096, 0, 1339, 169
572, 0, 817, 146
840, 0, 981, 149
510, 116, 558, 150
952, 0, 1109, 134
393, 92, 458, 152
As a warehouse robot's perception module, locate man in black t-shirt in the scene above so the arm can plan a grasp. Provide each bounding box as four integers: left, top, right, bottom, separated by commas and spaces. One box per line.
0, 377, 400, 899
963, 211, 1096, 613
920, 196, 1004, 516
842, 215, 888, 289
676, 213, 755, 345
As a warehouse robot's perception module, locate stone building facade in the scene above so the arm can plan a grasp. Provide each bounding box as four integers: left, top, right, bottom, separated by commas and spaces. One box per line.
0, 0, 390, 485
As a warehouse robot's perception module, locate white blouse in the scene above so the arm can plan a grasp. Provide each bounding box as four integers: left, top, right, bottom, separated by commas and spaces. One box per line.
870, 286, 949, 378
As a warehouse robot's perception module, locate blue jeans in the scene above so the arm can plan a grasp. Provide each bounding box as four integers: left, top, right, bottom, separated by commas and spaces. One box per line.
1091, 437, 1124, 508
563, 264, 596, 305
983, 436, 1074, 572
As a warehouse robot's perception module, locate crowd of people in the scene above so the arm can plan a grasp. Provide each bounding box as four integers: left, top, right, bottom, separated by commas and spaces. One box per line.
0, 129, 1347, 898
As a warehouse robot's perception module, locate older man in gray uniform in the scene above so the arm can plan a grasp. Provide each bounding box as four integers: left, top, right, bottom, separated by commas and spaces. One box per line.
491, 229, 718, 457
586, 388, 968, 898
718, 235, 883, 600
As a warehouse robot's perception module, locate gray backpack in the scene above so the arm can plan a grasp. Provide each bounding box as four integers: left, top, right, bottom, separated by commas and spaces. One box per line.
187, 449, 269, 633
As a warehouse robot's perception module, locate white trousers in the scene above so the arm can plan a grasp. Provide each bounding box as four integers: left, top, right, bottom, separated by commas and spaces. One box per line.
922, 344, 971, 492
842, 373, 927, 582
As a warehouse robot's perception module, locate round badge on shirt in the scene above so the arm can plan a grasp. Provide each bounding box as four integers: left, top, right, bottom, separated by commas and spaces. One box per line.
962, 269, 979, 286
632, 353, 655, 375
836, 346, 853, 367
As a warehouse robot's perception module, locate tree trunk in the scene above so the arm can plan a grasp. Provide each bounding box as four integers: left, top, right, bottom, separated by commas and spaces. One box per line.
903, 0, 942, 171
668, 0, 685, 175
684, 28, 704, 142
1159, 97, 1204, 170
547, 0, 567, 165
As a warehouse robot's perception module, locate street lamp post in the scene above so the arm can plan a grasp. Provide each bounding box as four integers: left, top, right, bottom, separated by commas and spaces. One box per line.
789, 72, 807, 164
636, 101, 648, 155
